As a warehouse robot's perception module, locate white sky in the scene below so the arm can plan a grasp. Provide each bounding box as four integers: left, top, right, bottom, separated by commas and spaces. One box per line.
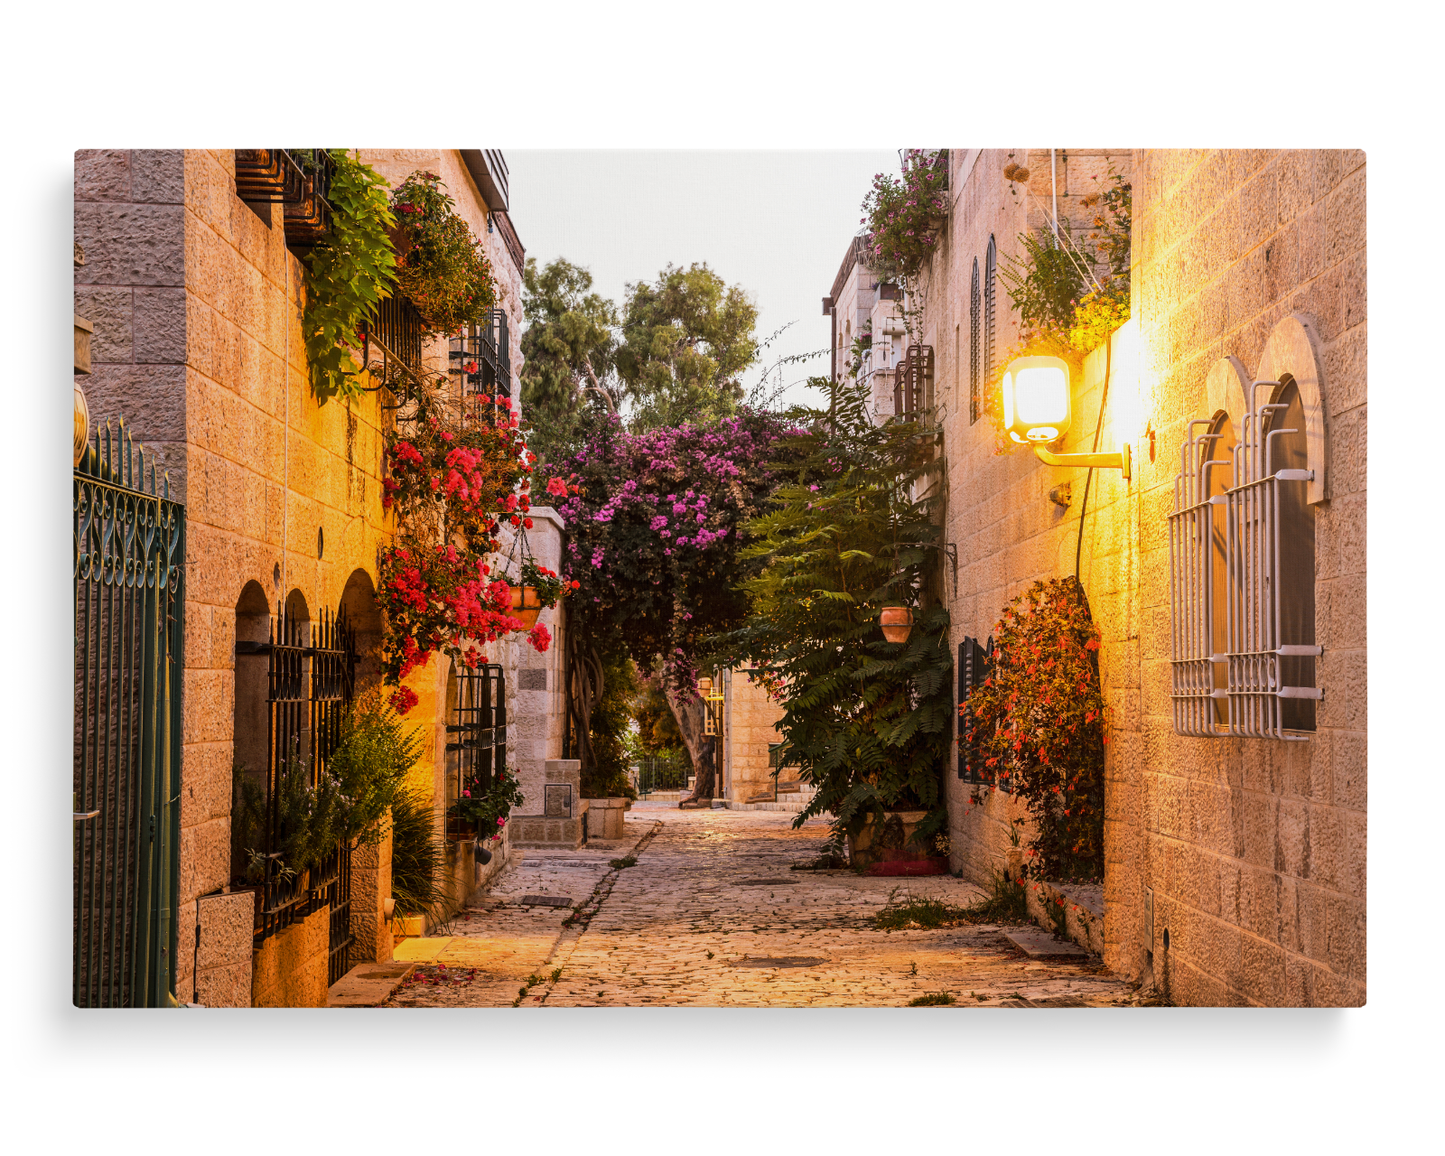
505, 150, 899, 413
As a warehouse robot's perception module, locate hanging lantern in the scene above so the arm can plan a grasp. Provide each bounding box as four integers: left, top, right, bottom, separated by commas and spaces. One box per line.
880, 606, 914, 644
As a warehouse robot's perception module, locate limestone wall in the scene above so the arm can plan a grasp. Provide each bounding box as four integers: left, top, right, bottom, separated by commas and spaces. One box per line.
912, 148, 1365, 1006
723, 669, 787, 803
74, 148, 541, 1005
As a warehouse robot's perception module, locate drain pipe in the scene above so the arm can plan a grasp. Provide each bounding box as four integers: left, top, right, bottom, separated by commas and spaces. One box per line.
1050, 149, 1059, 243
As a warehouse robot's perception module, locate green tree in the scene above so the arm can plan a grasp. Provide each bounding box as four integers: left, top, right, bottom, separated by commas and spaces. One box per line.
615, 263, 759, 431
518, 257, 621, 469
718, 376, 952, 849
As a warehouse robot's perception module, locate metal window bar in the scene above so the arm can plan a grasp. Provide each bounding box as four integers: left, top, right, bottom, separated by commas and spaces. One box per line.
244, 602, 357, 974
74, 420, 184, 1007
1169, 382, 1322, 739
448, 310, 512, 421
893, 344, 934, 417
445, 664, 507, 840
956, 635, 993, 783
234, 149, 335, 248
361, 292, 426, 391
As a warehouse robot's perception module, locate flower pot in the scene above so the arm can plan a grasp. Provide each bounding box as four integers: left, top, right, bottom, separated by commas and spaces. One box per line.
880, 606, 914, 643
511, 585, 543, 630
448, 818, 478, 842
848, 810, 931, 869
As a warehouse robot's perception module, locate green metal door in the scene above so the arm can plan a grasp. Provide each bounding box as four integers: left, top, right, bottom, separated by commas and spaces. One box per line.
73, 422, 184, 1007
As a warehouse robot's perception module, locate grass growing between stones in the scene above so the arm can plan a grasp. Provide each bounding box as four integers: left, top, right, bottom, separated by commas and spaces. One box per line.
609, 855, 638, 869
907, 992, 957, 1006
873, 872, 1031, 932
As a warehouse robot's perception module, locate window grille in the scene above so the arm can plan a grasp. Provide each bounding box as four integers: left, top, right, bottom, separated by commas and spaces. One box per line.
969, 258, 981, 424
449, 309, 512, 414
1169, 381, 1323, 740
445, 664, 507, 840
956, 635, 993, 783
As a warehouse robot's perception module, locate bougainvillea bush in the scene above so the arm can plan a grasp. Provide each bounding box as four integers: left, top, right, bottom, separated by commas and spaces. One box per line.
376, 378, 571, 710
961, 577, 1107, 882
860, 149, 949, 281
551, 408, 807, 689
721, 377, 953, 850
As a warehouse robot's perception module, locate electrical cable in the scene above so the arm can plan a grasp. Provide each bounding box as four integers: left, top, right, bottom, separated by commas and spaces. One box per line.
1074, 335, 1113, 584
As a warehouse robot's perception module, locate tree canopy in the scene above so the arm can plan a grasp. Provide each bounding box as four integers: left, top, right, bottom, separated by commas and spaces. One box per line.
616, 262, 760, 432
518, 257, 620, 469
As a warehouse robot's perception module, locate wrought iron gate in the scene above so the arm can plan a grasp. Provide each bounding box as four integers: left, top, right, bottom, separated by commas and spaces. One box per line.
238, 601, 357, 986
74, 422, 184, 1007
445, 665, 506, 840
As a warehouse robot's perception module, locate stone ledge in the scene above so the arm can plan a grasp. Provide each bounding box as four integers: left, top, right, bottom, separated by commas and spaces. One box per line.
1024, 879, 1106, 956
327, 961, 416, 1008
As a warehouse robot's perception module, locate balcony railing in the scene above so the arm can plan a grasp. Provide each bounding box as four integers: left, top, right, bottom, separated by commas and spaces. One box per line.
360, 293, 426, 393
894, 344, 935, 417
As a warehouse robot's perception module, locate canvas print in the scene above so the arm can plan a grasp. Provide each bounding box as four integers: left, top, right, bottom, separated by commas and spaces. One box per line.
72, 148, 1365, 1008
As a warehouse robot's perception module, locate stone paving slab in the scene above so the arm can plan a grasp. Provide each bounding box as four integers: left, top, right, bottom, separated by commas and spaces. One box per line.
374, 808, 1143, 1009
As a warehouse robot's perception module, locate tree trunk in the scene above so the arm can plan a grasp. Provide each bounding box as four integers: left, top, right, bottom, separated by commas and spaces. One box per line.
664, 688, 713, 806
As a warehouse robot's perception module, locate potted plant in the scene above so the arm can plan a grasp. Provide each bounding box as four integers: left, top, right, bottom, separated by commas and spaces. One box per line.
446, 765, 525, 844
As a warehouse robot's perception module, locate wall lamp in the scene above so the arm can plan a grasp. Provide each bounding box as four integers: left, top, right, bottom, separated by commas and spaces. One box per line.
1002, 355, 1131, 480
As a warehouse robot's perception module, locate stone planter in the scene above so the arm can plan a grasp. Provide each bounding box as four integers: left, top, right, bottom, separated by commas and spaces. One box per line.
585, 796, 627, 840
848, 810, 937, 870
395, 914, 426, 937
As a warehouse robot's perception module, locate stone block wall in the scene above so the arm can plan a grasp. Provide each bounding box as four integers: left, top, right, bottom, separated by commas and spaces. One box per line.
251, 905, 331, 1008
914, 148, 1366, 1005
1123, 150, 1367, 1006
77, 149, 401, 1003
723, 669, 787, 803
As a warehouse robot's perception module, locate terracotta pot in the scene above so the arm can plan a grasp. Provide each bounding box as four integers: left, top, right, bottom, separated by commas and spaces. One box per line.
511, 585, 542, 630
880, 606, 913, 643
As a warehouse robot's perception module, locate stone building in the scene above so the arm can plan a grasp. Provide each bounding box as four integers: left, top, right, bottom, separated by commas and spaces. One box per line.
834, 148, 1366, 1006
73, 148, 566, 1006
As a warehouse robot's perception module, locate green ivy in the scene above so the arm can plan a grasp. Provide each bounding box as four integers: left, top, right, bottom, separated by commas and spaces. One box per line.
301, 150, 397, 405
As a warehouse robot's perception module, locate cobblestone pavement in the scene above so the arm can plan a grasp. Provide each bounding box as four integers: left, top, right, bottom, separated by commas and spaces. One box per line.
380, 803, 1143, 1008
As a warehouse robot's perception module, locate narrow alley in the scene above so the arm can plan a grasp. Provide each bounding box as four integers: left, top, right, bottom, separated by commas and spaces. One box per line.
356, 805, 1141, 1008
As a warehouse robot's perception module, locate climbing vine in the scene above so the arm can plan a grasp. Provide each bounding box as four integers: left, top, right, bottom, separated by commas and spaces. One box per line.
300, 150, 397, 404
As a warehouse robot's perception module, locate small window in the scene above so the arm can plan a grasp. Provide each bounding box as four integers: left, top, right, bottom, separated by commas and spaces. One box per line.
984, 237, 997, 386
969, 258, 981, 424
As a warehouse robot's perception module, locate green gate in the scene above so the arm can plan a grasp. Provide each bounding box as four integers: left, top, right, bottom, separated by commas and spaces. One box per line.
73, 421, 184, 1007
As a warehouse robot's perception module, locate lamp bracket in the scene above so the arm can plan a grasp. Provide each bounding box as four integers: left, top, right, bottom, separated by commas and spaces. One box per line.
1033, 442, 1131, 481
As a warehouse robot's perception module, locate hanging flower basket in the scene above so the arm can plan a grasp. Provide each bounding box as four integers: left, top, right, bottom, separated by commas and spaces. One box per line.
510, 584, 543, 630
880, 606, 914, 643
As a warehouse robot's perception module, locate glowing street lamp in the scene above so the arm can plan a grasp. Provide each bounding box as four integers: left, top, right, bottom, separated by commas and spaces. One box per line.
1001, 355, 1130, 478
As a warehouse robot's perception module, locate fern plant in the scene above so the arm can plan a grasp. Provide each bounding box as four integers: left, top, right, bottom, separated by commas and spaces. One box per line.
718, 375, 953, 851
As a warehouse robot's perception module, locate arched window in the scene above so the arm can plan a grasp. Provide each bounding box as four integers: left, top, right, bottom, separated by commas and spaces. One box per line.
233, 580, 272, 878
1170, 337, 1323, 741
984, 236, 997, 388
1265, 377, 1317, 733
969, 258, 981, 424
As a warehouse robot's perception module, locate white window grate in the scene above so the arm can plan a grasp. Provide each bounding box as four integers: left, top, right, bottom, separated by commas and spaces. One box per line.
1169, 381, 1323, 740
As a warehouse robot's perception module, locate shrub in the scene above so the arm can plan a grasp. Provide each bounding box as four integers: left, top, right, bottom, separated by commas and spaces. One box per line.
861, 150, 949, 281
391, 170, 497, 335
961, 578, 1107, 882
389, 784, 449, 918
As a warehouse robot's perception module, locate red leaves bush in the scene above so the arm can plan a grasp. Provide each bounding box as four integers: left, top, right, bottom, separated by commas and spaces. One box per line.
962, 577, 1107, 882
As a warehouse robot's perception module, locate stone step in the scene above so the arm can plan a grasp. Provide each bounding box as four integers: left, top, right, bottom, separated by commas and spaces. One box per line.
1002, 927, 1089, 960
